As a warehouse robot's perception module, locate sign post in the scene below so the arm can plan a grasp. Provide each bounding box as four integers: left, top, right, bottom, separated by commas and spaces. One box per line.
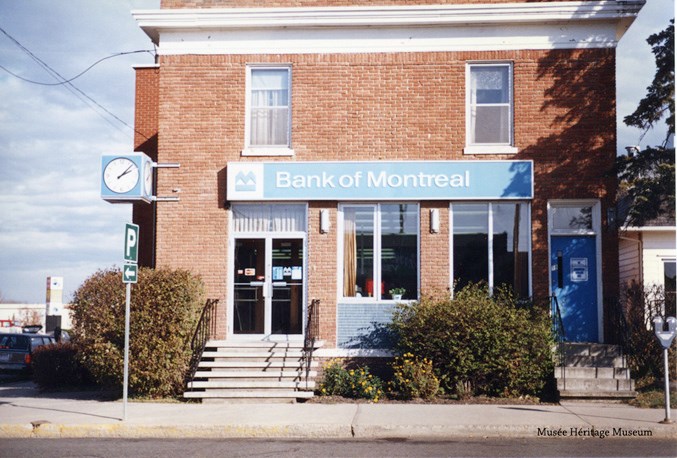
122, 223, 139, 421
652, 316, 676, 424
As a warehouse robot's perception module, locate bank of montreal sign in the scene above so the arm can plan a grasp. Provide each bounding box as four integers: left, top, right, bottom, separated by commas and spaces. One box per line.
227, 160, 533, 201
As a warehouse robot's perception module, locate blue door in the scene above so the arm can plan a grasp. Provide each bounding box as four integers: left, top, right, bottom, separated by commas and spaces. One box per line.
550, 236, 598, 342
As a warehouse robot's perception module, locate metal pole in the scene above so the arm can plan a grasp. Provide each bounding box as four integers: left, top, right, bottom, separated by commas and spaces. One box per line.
661, 348, 673, 424
123, 281, 131, 421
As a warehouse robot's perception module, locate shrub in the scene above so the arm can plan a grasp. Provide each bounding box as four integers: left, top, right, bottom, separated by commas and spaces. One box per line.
390, 283, 554, 398
622, 283, 676, 386
318, 359, 384, 402
32, 342, 92, 390
70, 267, 205, 398
388, 352, 439, 400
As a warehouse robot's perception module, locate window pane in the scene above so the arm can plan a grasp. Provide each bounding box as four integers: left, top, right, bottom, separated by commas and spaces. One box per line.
471, 105, 510, 144
453, 204, 489, 290
343, 207, 374, 298
492, 203, 530, 298
471, 66, 509, 103
252, 69, 288, 91
552, 206, 593, 231
249, 68, 289, 146
381, 204, 418, 300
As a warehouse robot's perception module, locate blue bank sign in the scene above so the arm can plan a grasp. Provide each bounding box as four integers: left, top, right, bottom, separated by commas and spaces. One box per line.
227, 160, 533, 201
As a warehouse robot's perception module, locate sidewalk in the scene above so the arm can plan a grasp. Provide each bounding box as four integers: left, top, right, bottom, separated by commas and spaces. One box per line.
1, 381, 675, 439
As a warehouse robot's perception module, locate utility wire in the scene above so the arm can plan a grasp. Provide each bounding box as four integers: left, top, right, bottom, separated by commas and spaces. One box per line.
0, 50, 153, 86
0, 26, 153, 140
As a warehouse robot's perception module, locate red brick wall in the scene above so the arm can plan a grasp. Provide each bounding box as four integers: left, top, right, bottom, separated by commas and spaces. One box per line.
133, 67, 160, 268
162, 0, 580, 8
308, 203, 338, 345
145, 48, 618, 341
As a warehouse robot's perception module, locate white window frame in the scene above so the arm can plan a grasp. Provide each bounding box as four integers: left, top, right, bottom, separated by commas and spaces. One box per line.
243, 65, 294, 157
464, 62, 517, 155
337, 203, 420, 303
449, 201, 532, 296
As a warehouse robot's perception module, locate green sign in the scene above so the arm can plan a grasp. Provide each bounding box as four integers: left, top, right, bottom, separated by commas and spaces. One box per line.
124, 223, 139, 264
122, 264, 138, 284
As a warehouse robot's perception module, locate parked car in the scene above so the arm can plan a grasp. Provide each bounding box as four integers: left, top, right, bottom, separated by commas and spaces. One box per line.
0, 331, 55, 375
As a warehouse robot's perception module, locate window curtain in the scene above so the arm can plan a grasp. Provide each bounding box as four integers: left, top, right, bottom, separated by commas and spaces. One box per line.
343, 209, 357, 297
233, 204, 306, 233
250, 69, 289, 146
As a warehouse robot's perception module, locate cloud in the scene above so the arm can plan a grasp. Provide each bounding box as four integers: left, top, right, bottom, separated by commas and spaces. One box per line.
0, 0, 156, 302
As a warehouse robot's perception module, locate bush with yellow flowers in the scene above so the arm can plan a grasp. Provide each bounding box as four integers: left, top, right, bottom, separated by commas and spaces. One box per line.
388, 353, 440, 400
318, 359, 384, 402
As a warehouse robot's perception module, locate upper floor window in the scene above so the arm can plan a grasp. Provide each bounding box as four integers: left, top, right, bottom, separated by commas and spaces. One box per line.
244, 66, 293, 156
465, 63, 516, 155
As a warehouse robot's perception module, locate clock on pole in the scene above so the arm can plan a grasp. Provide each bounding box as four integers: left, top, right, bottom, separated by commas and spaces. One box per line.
101, 153, 155, 203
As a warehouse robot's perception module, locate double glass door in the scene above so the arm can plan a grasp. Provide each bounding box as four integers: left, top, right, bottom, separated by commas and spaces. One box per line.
233, 237, 304, 336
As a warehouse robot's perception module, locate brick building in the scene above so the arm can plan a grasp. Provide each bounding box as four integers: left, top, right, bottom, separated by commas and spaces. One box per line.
131, 0, 644, 356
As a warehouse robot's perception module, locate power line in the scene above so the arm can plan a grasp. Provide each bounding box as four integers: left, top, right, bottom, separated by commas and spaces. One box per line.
0, 26, 154, 139
0, 50, 153, 86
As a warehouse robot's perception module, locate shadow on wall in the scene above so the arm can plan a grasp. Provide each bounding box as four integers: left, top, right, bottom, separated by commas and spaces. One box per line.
340, 321, 397, 350
517, 48, 618, 301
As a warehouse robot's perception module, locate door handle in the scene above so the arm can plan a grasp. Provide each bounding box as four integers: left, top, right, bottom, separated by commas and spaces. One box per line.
556, 250, 563, 289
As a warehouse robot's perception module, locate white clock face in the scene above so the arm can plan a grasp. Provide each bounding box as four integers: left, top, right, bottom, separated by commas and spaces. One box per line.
143, 160, 153, 196
103, 158, 139, 194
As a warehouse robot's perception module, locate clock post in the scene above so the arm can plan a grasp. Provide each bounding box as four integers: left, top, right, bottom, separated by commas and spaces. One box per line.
100, 153, 179, 421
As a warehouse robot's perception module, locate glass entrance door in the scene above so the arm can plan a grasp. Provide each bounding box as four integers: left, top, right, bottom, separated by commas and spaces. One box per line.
271, 239, 304, 335
233, 237, 304, 337
233, 239, 266, 334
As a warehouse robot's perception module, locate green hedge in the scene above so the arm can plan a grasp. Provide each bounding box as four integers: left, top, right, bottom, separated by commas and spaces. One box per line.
70, 267, 205, 398
390, 283, 554, 398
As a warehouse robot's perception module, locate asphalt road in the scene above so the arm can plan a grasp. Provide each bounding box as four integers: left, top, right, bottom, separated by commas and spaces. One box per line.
1, 438, 675, 457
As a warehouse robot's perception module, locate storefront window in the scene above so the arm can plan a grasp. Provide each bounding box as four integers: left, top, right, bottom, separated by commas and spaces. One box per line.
452, 202, 530, 297
341, 204, 419, 300
381, 204, 418, 300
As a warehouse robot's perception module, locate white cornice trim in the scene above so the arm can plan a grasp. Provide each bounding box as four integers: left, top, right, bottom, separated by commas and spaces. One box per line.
133, 1, 644, 54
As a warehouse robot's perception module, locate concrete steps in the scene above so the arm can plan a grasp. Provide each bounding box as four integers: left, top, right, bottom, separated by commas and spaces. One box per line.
556, 343, 637, 401
184, 340, 323, 402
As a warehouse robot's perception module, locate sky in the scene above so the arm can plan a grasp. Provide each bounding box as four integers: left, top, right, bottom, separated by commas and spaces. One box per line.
0, 0, 674, 304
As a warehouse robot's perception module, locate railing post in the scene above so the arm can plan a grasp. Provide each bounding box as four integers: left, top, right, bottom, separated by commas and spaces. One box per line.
185, 299, 219, 388
303, 299, 320, 383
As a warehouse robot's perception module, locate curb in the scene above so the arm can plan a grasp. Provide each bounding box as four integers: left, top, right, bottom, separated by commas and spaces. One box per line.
1, 423, 675, 439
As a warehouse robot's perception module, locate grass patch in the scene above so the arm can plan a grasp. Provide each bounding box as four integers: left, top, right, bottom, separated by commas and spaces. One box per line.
630, 389, 677, 409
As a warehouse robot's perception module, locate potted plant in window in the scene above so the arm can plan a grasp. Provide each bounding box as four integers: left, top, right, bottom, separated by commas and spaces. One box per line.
389, 288, 406, 301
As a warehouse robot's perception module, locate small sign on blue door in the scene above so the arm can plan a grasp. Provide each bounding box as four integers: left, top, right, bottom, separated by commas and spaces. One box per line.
570, 258, 589, 282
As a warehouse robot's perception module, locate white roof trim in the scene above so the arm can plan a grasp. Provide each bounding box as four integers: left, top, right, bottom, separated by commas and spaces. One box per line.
133, 1, 644, 53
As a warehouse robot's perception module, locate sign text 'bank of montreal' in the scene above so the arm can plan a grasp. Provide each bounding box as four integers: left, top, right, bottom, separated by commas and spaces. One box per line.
227, 160, 534, 201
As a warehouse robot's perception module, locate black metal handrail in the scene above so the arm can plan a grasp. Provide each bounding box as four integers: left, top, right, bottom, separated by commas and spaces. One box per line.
185, 298, 218, 386
303, 299, 320, 382
549, 295, 566, 387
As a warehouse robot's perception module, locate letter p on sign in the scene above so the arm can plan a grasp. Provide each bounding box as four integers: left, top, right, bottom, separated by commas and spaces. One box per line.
124, 223, 139, 263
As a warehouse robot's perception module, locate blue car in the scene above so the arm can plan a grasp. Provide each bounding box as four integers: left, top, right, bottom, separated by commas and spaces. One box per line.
0, 332, 55, 375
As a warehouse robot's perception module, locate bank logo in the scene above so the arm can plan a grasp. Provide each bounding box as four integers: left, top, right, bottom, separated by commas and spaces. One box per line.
235, 171, 257, 192
228, 163, 265, 200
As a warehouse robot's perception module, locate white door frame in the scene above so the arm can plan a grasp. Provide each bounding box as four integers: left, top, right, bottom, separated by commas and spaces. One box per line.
547, 199, 604, 343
